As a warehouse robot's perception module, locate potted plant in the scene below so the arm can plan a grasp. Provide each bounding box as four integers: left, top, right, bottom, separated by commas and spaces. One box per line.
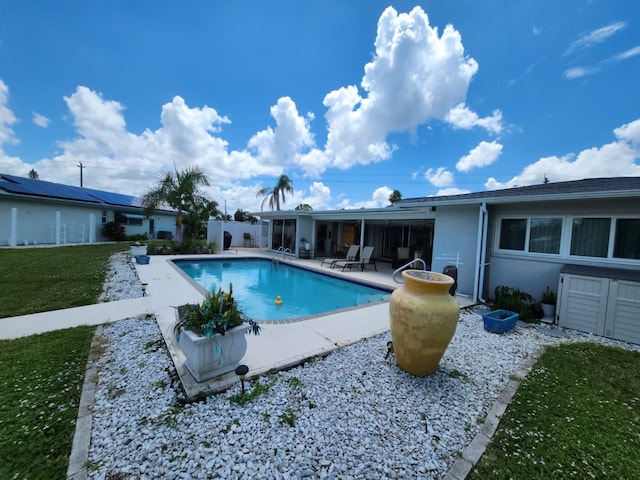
540, 286, 557, 322
175, 283, 260, 382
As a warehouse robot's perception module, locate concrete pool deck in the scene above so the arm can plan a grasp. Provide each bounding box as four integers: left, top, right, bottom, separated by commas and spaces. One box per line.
0, 248, 475, 399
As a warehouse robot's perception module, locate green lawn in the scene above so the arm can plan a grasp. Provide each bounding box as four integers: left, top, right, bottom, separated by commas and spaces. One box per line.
0, 326, 95, 479
0, 243, 127, 318
471, 342, 640, 479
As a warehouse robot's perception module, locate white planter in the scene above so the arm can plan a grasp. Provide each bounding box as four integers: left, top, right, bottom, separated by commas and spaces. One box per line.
130, 245, 147, 256
178, 324, 248, 382
541, 303, 556, 323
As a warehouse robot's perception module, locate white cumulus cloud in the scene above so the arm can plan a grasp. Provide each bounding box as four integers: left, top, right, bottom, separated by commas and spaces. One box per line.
456, 141, 503, 173
445, 104, 503, 134
0, 80, 18, 146
485, 118, 640, 190
322, 6, 488, 170
32, 112, 50, 128
425, 167, 455, 188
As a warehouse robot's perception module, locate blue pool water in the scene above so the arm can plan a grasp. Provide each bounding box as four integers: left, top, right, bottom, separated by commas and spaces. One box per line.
175, 258, 391, 321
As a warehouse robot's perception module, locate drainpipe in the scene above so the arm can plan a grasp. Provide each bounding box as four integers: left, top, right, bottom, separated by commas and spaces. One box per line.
473, 202, 489, 304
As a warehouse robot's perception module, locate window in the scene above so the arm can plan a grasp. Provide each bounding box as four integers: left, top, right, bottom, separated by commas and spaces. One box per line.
570, 218, 610, 258
614, 218, 640, 259
497, 214, 640, 262
101, 210, 108, 224
115, 212, 144, 226
529, 218, 562, 254
499, 219, 526, 250
498, 217, 561, 254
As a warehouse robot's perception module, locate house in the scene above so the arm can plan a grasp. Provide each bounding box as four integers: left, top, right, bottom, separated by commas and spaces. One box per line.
255, 177, 640, 344
0, 174, 177, 246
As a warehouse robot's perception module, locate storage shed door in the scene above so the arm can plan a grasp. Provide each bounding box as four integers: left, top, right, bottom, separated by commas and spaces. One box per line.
605, 280, 640, 344
558, 274, 608, 335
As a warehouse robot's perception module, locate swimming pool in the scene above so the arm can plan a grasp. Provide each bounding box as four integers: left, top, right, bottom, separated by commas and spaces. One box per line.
174, 258, 391, 322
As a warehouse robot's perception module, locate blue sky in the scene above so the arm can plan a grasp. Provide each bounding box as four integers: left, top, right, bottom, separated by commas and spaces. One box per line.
1, 1, 639, 212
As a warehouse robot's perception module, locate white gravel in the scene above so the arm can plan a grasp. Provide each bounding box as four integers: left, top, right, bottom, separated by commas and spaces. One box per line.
98, 252, 144, 302
86, 255, 639, 479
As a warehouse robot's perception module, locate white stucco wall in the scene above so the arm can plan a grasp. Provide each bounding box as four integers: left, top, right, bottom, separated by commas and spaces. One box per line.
207, 220, 263, 250
485, 198, 640, 302
431, 204, 480, 298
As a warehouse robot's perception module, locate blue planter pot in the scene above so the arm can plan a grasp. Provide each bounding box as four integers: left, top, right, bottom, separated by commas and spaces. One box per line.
135, 255, 150, 265
482, 309, 518, 334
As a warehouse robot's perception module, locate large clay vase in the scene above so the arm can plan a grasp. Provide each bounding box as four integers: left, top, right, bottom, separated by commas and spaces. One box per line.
389, 270, 459, 376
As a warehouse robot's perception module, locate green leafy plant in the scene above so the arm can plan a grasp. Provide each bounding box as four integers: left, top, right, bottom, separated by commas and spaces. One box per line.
279, 408, 298, 427
145, 240, 175, 255
101, 221, 126, 241
228, 379, 276, 406
175, 283, 261, 337
540, 286, 557, 305
492, 286, 537, 322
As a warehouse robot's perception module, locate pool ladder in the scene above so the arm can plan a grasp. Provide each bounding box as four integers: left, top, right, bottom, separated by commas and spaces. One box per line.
392, 258, 428, 284
272, 246, 292, 263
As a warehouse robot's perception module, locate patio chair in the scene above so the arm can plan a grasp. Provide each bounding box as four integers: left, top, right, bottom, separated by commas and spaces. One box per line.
334, 246, 377, 272
320, 244, 360, 268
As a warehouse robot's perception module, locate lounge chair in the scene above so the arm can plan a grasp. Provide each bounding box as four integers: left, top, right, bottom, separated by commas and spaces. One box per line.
334, 246, 377, 272
320, 244, 360, 268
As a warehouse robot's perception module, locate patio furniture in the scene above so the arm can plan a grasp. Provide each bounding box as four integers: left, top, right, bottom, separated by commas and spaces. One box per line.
320, 244, 359, 268
334, 246, 377, 272
243, 232, 254, 247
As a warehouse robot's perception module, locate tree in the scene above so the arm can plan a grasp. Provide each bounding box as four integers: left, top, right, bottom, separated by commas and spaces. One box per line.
295, 203, 313, 211
142, 166, 211, 246
183, 198, 220, 241
256, 174, 294, 211
389, 189, 402, 204
28, 169, 39, 179
234, 208, 249, 222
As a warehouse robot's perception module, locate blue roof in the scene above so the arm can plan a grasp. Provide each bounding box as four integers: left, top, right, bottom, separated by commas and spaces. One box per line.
0, 174, 143, 208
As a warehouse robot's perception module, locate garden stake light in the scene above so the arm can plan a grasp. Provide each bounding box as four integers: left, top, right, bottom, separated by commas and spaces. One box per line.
235, 364, 249, 394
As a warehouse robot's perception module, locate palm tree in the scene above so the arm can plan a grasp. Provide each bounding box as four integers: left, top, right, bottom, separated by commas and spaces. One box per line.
295, 203, 313, 211
256, 174, 294, 211
142, 166, 211, 246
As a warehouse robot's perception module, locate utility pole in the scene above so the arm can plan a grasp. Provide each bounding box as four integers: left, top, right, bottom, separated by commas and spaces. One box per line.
77, 162, 85, 187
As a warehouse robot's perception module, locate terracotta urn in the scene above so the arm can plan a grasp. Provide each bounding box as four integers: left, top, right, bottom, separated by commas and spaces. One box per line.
389, 270, 459, 376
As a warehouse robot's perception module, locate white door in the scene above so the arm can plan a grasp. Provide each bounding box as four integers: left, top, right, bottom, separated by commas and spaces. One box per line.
558, 274, 609, 335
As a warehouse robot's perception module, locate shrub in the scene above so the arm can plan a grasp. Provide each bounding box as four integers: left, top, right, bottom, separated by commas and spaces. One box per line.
146, 240, 175, 255
492, 286, 538, 322
101, 221, 126, 241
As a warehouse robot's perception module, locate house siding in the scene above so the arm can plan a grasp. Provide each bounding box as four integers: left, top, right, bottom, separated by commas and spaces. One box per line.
1, 198, 104, 245
1, 197, 177, 246
485, 198, 640, 302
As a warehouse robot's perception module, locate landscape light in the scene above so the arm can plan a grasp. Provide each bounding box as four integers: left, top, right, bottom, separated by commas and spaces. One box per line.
235, 364, 249, 394
385, 341, 394, 359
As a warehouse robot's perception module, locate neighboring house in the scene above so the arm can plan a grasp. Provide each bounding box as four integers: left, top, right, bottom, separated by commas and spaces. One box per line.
0, 174, 177, 246
255, 177, 640, 344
